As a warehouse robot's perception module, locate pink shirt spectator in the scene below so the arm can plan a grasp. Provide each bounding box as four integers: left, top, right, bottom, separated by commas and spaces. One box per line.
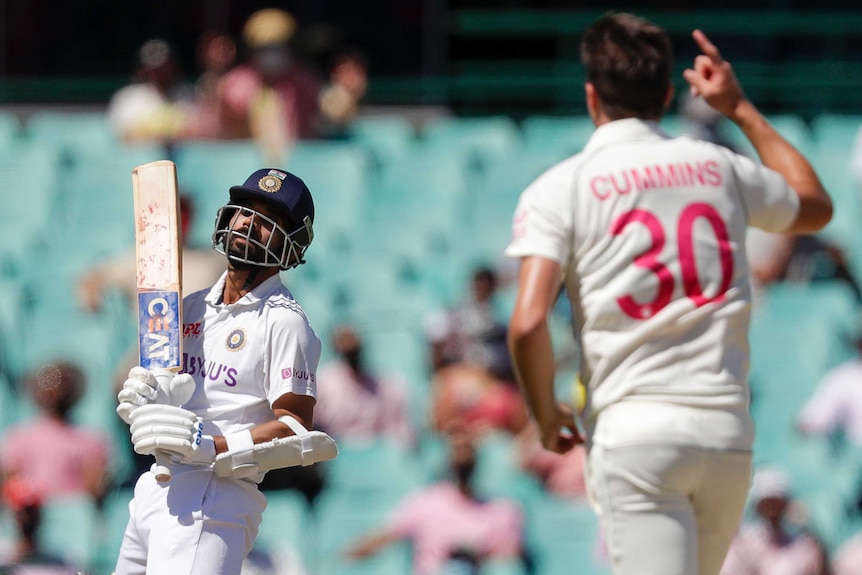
218, 63, 321, 140
385, 483, 524, 575
314, 361, 414, 446
720, 523, 826, 575
521, 443, 587, 499
797, 359, 862, 445
1, 417, 109, 501
832, 532, 862, 575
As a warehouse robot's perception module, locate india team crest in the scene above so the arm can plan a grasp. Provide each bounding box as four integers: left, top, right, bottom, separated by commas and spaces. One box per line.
226, 328, 247, 351
258, 170, 286, 193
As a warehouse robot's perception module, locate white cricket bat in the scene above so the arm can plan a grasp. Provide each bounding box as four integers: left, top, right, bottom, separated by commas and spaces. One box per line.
132, 160, 194, 482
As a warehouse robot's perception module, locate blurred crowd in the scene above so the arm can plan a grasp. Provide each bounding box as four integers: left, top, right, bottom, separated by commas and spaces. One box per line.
106, 8, 369, 163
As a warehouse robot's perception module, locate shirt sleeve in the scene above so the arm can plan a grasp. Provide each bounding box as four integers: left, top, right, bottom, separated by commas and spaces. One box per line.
504, 161, 576, 266
266, 311, 321, 404
723, 148, 800, 232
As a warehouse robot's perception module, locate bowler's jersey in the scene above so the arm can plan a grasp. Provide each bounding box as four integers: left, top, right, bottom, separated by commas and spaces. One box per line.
180, 272, 321, 440
506, 119, 799, 448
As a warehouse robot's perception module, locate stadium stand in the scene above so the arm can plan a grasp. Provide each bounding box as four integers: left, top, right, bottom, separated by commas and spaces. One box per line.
6, 108, 862, 573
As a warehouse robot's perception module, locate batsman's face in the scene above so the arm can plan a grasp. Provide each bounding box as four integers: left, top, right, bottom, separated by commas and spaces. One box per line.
227, 200, 286, 257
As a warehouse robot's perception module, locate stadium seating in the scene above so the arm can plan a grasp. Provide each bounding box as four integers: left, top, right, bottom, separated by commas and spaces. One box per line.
420, 115, 523, 170
172, 141, 267, 248
348, 115, 417, 164
0, 143, 63, 279
24, 111, 118, 162
524, 495, 608, 575
520, 115, 594, 159
39, 494, 102, 570
9, 111, 862, 573
312, 489, 411, 575
0, 112, 22, 155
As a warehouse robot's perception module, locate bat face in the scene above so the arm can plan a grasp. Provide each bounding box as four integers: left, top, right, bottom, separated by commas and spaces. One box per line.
133, 160, 183, 372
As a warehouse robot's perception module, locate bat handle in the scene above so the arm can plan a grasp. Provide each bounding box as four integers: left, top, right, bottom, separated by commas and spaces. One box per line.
154, 452, 173, 483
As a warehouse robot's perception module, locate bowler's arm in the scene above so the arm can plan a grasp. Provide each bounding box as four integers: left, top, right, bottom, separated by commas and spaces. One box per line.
508, 256, 582, 452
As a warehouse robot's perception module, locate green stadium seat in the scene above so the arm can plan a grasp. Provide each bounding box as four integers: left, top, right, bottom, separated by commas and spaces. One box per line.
90, 488, 132, 573
808, 116, 862, 273
0, 278, 26, 381
284, 142, 371, 257
313, 489, 411, 575
520, 115, 594, 159
39, 494, 102, 570
481, 559, 529, 575
811, 114, 862, 152
0, 371, 19, 433
467, 149, 559, 263
421, 116, 523, 169
24, 111, 118, 160
247, 489, 316, 573
322, 438, 428, 499
0, 144, 63, 277
173, 140, 267, 249
0, 111, 23, 154
348, 115, 417, 164
363, 146, 470, 262
719, 114, 813, 158
524, 495, 607, 575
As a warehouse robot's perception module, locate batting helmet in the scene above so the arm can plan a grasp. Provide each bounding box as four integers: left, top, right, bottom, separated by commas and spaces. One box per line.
212, 168, 314, 270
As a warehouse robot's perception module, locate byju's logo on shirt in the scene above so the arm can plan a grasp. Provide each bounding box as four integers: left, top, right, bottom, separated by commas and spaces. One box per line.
225, 328, 247, 351
281, 367, 316, 383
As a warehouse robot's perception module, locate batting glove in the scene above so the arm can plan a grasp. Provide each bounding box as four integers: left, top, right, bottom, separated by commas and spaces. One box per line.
117, 367, 194, 424
129, 404, 215, 465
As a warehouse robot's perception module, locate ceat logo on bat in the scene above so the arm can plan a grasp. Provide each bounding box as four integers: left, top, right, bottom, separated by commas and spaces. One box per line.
138, 290, 181, 370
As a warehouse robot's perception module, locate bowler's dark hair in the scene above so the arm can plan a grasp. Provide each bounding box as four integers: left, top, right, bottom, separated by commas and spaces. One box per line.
580, 13, 673, 120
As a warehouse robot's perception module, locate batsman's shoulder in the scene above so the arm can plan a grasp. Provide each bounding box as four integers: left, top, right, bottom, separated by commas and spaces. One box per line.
263, 290, 314, 327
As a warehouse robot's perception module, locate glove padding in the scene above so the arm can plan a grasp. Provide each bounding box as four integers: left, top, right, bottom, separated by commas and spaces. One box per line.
213, 431, 338, 480
128, 404, 214, 465
117, 367, 194, 424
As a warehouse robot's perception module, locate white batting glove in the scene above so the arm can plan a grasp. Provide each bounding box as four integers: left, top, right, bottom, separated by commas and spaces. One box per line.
128, 404, 215, 465
117, 367, 195, 424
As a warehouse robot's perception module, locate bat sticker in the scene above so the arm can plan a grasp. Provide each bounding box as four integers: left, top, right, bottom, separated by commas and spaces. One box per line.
138, 290, 181, 370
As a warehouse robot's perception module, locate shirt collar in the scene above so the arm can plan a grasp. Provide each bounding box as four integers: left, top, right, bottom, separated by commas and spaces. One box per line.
204, 270, 285, 306
583, 118, 669, 153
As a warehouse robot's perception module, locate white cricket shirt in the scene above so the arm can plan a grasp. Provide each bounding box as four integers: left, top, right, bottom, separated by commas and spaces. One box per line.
181, 272, 321, 439
506, 119, 800, 449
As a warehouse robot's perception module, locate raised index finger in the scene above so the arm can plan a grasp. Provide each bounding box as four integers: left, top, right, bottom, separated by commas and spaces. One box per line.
692, 29, 724, 64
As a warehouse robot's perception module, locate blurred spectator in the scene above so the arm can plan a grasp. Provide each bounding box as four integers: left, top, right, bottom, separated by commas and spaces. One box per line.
423, 266, 513, 381
106, 38, 197, 145
217, 8, 323, 161
0, 477, 76, 573
0, 362, 109, 504
515, 420, 587, 500
188, 32, 238, 140
430, 361, 529, 439
720, 467, 829, 575
345, 431, 526, 575
832, 529, 862, 575
747, 231, 862, 301
318, 47, 369, 139
314, 324, 414, 447
796, 333, 862, 448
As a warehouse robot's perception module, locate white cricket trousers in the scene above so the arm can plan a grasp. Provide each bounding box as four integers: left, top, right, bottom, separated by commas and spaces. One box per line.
586, 443, 752, 575
114, 465, 267, 575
